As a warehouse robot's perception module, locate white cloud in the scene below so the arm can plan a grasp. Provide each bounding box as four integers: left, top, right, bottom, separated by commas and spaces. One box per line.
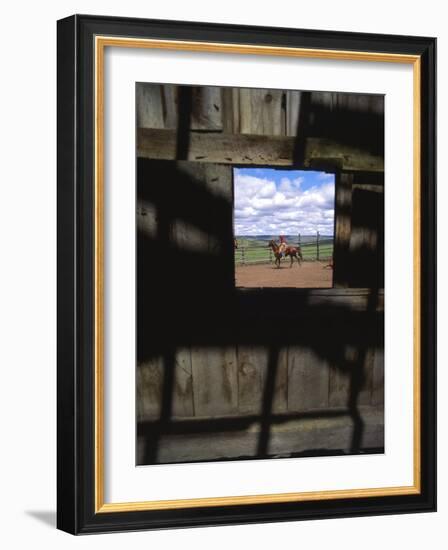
258, 181, 277, 198
278, 176, 303, 193
234, 173, 334, 235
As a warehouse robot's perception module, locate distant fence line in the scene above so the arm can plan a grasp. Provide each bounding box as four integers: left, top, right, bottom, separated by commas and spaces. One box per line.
234, 233, 334, 266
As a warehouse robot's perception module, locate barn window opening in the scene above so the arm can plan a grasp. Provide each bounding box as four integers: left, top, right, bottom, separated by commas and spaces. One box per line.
233, 167, 335, 288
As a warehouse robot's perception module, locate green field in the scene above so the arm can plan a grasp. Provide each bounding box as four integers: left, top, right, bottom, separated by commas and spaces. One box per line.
234, 236, 333, 265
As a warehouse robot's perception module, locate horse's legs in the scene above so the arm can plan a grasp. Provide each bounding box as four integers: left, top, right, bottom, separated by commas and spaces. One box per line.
290, 252, 299, 267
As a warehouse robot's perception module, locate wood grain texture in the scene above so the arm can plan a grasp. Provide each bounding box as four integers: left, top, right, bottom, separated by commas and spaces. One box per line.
237, 346, 268, 414
311, 91, 384, 115
162, 84, 178, 128
221, 87, 240, 133
328, 363, 351, 408
136, 351, 194, 420
372, 347, 385, 406
136, 84, 165, 128
287, 347, 330, 411
190, 86, 223, 130
334, 173, 354, 288
358, 348, 375, 406
286, 90, 301, 136
273, 348, 289, 413
239, 89, 284, 135
172, 349, 195, 417
169, 161, 233, 256
136, 357, 163, 420
237, 347, 288, 414
304, 138, 384, 172
137, 129, 383, 171
191, 347, 239, 417
137, 128, 294, 165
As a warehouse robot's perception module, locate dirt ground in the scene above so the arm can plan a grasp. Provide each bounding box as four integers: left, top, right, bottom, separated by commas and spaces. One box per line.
235, 261, 333, 288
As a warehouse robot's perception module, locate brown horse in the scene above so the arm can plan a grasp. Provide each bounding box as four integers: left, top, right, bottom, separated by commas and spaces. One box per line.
268, 240, 303, 268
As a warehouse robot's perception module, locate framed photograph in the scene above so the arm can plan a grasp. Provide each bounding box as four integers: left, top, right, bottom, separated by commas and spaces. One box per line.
57, 14, 436, 534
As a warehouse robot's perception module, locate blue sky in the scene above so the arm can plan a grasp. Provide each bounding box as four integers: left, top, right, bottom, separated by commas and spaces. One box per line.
234, 168, 335, 236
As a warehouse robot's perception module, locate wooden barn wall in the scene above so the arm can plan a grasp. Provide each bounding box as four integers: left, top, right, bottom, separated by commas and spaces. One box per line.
136, 159, 384, 425
333, 172, 384, 288
137, 341, 384, 421
135, 85, 384, 439
136, 84, 384, 140
136, 85, 384, 171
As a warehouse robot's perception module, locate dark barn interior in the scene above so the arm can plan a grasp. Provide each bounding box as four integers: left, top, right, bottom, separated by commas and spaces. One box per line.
135, 84, 384, 464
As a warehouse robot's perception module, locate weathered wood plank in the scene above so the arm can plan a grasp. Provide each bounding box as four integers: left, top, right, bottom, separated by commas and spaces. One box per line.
172, 348, 194, 417
191, 347, 239, 417
328, 345, 373, 407
274, 348, 289, 413
310, 91, 335, 110
141, 159, 234, 420
169, 162, 232, 254
203, 164, 233, 259
136, 356, 163, 420
286, 90, 301, 136
333, 173, 353, 288
237, 346, 288, 414
237, 347, 267, 414
136, 200, 158, 239
312, 91, 384, 115
223, 87, 241, 133
372, 347, 385, 406
136, 351, 195, 420
166, 160, 230, 228
162, 84, 178, 128
239, 89, 284, 135
221, 87, 240, 133
138, 128, 294, 165
232, 88, 240, 133
358, 348, 374, 406
348, 185, 384, 288
328, 365, 350, 408
136, 84, 165, 128
287, 347, 330, 411
190, 86, 223, 130
169, 162, 208, 252
202, 163, 233, 201
304, 138, 384, 172
137, 129, 384, 171
238, 89, 252, 133
171, 218, 210, 253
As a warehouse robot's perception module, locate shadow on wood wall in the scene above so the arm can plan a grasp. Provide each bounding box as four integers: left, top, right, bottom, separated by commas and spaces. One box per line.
135, 84, 384, 465
136, 158, 384, 465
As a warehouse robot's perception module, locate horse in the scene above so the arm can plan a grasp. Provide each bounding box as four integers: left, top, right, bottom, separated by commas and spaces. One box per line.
268, 239, 303, 268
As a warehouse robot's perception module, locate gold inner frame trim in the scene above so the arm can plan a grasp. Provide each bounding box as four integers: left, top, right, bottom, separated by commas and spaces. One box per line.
94, 35, 422, 513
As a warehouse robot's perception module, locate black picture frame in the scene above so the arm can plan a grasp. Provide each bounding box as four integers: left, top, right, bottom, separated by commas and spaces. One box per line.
57, 14, 436, 534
